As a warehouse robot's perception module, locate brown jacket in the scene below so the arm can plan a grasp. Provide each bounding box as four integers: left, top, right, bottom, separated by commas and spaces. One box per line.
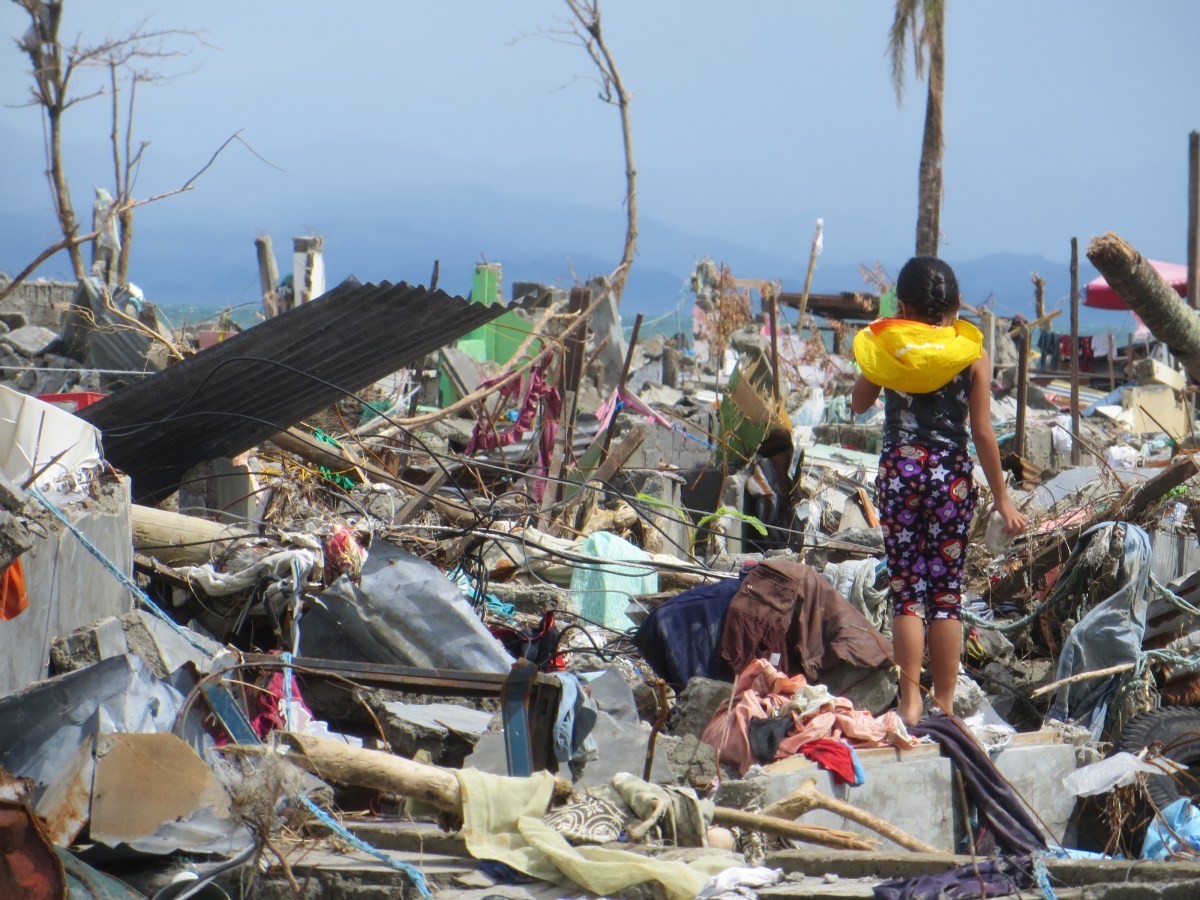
718, 559, 892, 681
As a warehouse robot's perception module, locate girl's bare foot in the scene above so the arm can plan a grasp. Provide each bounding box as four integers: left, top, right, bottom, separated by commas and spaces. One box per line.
898, 697, 922, 728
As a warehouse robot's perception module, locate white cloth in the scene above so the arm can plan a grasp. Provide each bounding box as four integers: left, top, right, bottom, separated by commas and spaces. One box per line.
698, 866, 784, 899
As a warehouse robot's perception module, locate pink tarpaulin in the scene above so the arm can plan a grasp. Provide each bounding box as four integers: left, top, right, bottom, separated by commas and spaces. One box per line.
1085, 259, 1188, 310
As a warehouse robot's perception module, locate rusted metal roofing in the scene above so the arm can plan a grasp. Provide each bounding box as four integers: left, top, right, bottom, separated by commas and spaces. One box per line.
80, 279, 524, 502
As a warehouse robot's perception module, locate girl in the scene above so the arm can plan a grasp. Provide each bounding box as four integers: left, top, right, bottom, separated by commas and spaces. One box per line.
850, 256, 1026, 726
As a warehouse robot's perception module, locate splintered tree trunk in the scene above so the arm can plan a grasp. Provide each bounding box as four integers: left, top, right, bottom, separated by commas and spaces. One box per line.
49, 109, 86, 279
1087, 232, 1200, 381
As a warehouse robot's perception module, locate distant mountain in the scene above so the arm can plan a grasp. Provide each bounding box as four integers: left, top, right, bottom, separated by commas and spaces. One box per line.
0, 123, 1121, 331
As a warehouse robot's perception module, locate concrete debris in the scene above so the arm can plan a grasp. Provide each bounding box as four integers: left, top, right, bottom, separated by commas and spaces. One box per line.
2, 252, 1200, 897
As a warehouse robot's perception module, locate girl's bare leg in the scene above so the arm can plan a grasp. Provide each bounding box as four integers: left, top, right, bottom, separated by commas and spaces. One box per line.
893, 613, 926, 726
928, 617, 963, 717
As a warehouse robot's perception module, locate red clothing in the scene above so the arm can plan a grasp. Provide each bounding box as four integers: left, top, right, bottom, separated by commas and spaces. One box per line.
0, 561, 28, 621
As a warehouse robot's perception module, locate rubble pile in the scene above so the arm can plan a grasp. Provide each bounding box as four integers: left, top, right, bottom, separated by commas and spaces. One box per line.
5, 252, 1200, 899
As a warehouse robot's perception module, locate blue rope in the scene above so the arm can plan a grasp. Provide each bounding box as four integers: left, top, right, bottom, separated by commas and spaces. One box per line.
28, 485, 215, 656
1031, 854, 1057, 899
298, 796, 431, 897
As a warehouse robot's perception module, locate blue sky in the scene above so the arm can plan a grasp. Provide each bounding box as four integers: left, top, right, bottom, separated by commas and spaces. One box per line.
2, 1, 1199, 323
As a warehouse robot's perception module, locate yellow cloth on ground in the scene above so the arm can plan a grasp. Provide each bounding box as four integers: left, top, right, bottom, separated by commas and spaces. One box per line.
456, 768, 736, 900
853, 317, 984, 393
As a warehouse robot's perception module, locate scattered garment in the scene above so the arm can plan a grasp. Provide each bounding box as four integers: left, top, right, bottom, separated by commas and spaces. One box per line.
702, 658, 913, 775
748, 716, 793, 765
1037, 329, 1059, 372
873, 855, 1033, 900
799, 739, 864, 786
910, 715, 1046, 856
464, 363, 562, 502
455, 768, 735, 900
788, 562, 894, 684
548, 673, 599, 775
609, 773, 712, 845
697, 866, 784, 900
247, 667, 309, 741
717, 559, 893, 684
718, 560, 802, 675
634, 573, 744, 687
822, 558, 889, 634
0, 559, 28, 621
542, 794, 624, 845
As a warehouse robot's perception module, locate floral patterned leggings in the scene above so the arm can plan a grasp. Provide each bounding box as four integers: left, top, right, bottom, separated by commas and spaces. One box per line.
875, 443, 978, 621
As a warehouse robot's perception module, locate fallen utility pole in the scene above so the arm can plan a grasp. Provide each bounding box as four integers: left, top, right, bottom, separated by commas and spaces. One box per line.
1087, 232, 1200, 381
132, 505, 253, 567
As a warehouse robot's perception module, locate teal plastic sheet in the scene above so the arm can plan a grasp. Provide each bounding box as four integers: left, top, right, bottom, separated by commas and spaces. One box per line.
570, 532, 657, 631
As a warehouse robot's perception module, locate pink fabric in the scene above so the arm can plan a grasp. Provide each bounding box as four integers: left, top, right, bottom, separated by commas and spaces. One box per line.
464, 363, 562, 501
701, 659, 914, 774
595, 387, 674, 433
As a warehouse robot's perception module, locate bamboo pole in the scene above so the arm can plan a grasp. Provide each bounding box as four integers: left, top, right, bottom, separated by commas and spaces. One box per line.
1189, 131, 1199, 310
768, 295, 781, 404
760, 777, 943, 855
1015, 324, 1029, 460
795, 219, 823, 338
1030, 663, 1139, 699
709, 806, 877, 852
1108, 330, 1116, 392
1070, 238, 1081, 465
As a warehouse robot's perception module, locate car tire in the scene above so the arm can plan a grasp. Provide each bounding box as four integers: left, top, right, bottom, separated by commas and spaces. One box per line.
1117, 706, 1200, 812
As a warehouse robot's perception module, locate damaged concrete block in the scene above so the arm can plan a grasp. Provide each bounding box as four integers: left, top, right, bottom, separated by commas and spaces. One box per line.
656, 733, 719, 789
665, 677, 733, 739
1134, 357, 1187, 391
374, 700, 494, 768
50, 609, 222, 680
0, 325, 57, 358
821, 662, 898, 716
713, 774, 766, 811
0, 478, 134, 697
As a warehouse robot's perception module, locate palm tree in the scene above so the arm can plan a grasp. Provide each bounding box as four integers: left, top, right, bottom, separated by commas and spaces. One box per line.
888, 0, 946, 258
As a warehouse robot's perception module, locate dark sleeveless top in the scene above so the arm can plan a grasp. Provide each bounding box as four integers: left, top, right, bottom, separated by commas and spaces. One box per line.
882, 366, 973, 449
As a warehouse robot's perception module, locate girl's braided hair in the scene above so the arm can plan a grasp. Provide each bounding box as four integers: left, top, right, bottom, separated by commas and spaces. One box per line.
896, 256, 960, 324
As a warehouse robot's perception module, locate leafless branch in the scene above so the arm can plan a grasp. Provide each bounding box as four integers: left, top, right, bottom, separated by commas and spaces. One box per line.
1, 129, 261, 299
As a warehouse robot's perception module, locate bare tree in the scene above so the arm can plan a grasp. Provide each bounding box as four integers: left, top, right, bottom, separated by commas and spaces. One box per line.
557, 1, 638, 305
12, 0, 203, 284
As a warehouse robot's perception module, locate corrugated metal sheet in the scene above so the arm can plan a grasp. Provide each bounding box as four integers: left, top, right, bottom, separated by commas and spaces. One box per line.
57, 279, 162, 385
81, 279, 526, 502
